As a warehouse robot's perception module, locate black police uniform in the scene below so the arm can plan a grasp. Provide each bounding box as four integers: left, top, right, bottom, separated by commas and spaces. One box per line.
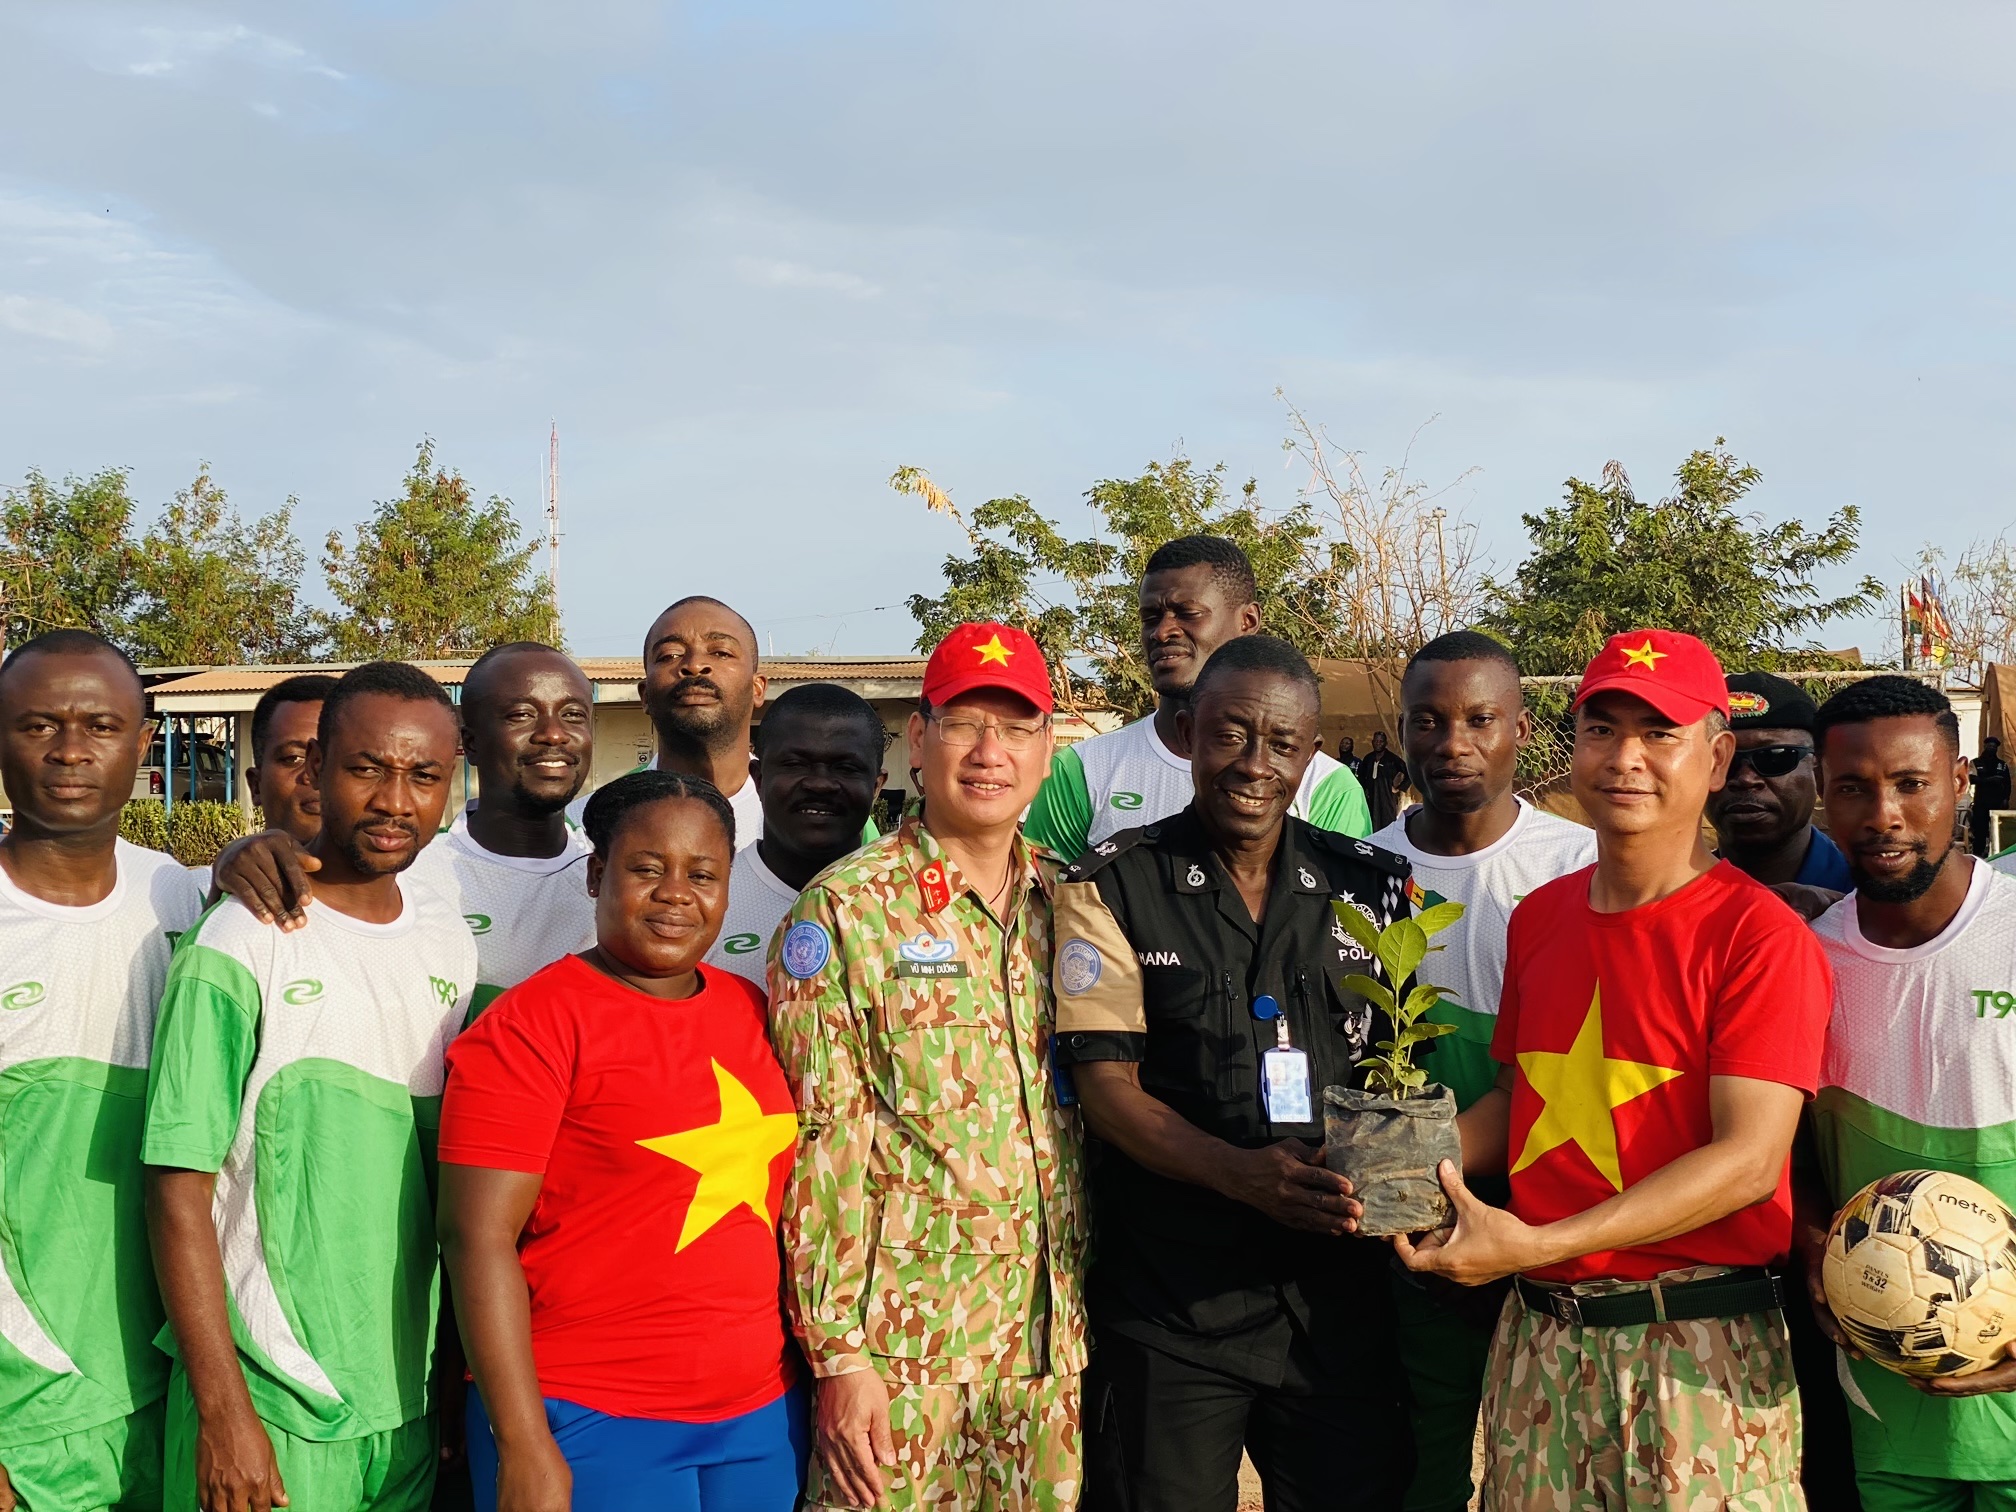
1052, 806, 1415, 1512
1973, 752, 2011, 854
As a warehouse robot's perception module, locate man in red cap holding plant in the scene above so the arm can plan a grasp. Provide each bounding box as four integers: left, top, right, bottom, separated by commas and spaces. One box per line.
768, 622, 1088, 1510
1396, 629, 1834, 1509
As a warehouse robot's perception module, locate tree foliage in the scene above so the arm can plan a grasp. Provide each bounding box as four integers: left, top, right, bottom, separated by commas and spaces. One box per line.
0, 469, 143, 651
1911, 536, 2016, 683
128, 468, 317, 665
1484, 442, 1884, 675
321, 440, 558, 660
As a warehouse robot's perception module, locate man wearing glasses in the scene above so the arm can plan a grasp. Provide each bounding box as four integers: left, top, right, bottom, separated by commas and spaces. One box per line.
1707, 671, 1853, 893
768, 622, 1087, 1511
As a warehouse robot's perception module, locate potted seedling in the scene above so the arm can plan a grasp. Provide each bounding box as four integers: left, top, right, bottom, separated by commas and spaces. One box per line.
1323, 898, 1467, 1237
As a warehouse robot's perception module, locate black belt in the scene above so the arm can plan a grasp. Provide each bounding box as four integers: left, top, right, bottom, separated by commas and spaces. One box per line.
1514, 1268, 1786, 1328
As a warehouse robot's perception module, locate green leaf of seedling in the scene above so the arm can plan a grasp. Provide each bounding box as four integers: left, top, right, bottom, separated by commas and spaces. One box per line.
1413, 900, 1465, 937
1331, 900, 1381, 956
1376, 917, 1429, 990
1397, 1020, 1459, 1047
1400, 983, 1446, 1024
1343, 974, 1396, 1014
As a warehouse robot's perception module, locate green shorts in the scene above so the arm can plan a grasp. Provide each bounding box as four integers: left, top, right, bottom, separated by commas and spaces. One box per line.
1858, 1473, 2016, 1512
164, 1369, 435, 1512
1, 1398, 164, 1511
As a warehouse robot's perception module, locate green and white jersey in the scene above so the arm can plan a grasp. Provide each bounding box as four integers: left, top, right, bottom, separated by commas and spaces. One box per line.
703, 843, 799, 989
407, 810, 595, 1019
143, 880, 476, 1443
568, 764, 765, 850
1369, 801, 1596, 1110
0, 841, 203, 1448
1812, 861, 2016, 1480
1025, 715, 1371, 862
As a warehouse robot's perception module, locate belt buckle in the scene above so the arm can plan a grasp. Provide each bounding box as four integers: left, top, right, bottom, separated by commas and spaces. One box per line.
1553, 1291, 1583, 1326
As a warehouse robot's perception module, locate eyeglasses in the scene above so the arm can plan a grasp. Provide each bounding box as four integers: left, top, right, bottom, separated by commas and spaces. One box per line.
1728, 743, 1813, 779
925, 712, 1051, 751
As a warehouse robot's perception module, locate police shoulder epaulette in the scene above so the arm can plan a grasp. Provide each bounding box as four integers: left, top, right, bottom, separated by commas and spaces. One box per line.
1058, 824, 1153, 882
1307, 826, 1410, 878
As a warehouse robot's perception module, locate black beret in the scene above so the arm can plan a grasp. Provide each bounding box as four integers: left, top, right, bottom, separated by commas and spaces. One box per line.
1724, 671, 1817, 732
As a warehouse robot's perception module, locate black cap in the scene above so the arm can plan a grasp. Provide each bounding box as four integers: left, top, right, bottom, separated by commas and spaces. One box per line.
1724, 671, 1817, 733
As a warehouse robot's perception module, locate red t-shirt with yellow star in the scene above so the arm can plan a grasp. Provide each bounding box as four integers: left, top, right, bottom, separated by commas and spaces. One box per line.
440, 954, 799, 1420
1491, 861, 1833, 1283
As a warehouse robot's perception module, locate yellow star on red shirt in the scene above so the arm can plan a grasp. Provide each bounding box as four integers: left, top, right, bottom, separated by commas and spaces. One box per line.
1510, 985, 1683, 1192
1620, 639, 1668, 671
973, 633, 1014, 665
637, 1062, 799, 1251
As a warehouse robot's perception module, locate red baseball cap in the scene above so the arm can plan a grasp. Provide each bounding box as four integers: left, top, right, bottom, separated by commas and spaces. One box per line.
921, 622, 1055, 714
1571, 629, 1730, 725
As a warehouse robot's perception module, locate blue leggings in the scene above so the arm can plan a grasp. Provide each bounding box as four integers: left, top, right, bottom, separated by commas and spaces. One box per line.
466, 1382, 807, 1512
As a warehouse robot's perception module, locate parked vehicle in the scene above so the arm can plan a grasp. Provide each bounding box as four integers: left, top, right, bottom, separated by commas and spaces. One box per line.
132, 736, 231, 804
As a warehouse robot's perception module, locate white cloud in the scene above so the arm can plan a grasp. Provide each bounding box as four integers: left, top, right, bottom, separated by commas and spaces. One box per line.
0, 294, 116, 352
734, 256, 881, 300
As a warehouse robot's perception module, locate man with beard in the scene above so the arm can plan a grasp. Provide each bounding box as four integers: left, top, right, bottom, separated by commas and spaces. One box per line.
0, 631, 207, 1512
1400, 630, 1832, 1509
213, 646, 597, 1022
1025, 537, 1368, 860
1708, 672, 1852, 892
146, 662, 477, 1512
620, 597, 769, 845
703, 684, 887, 988
1369, 632, 1593, 1512
1054, 635, 1415, 1512
1798, 677, 2016, 1511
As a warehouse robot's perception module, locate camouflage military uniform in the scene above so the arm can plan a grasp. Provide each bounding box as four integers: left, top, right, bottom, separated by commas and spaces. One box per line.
1482, 1271, 1805, 1512
768, 814, 1088, 1511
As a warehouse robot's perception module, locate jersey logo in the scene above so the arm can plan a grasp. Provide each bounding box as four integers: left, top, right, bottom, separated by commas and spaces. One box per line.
1057, 939, 1102, 995
897, 933, 958, 964
430, 976, 458, 1005
0, 981, 45, 1011
782, 921, 832, 979
1973, 990, 2016, 1019
1111, 791, 1144, 811
1137, 950, 1183, 967
164, 930, 185, 950
281, 978, 324, 1005
464, 913, 493, 935
723, 932, 762, 955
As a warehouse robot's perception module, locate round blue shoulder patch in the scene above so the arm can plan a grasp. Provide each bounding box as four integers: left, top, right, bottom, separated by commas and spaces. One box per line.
781, 920, 833, 979
1057, 937, 1102, 996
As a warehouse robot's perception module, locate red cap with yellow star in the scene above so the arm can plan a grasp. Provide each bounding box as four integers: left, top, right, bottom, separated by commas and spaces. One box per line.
922, 622, 1055, 714
1571, 629, 1730, 725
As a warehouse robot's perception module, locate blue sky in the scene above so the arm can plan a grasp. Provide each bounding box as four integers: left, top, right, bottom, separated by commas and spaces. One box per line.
3, 1, 2011, 659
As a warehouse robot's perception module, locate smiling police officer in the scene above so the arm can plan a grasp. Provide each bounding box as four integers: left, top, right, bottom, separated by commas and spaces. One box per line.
1052, 635, 1415, 1512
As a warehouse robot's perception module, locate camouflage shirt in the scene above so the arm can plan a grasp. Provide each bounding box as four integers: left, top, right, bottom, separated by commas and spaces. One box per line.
767, 815, 1088, 1386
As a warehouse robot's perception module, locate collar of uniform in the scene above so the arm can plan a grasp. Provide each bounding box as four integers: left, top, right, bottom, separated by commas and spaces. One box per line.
897, 813, 1049, 914
1156, 808, 1330, 897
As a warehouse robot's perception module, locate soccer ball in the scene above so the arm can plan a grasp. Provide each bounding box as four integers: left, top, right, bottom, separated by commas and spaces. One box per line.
1822, 1168, 2016, 1379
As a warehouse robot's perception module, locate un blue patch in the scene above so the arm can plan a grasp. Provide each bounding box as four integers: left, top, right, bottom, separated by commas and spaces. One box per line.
781, 920, 833, 980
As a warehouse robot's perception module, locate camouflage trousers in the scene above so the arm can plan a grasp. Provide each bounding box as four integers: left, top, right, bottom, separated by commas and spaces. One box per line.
1481, 1282, 1805, 1512
807, 1370, 1082, 1512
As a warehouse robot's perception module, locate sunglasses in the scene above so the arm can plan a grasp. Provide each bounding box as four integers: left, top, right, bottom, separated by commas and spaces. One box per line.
1728, 743, 1813, 779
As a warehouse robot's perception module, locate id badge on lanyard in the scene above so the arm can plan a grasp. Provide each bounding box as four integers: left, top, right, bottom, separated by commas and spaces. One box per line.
1252, 993, 1312, 1124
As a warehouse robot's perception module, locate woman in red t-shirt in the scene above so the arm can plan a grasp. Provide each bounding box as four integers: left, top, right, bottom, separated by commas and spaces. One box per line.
438, 771, 806, 1512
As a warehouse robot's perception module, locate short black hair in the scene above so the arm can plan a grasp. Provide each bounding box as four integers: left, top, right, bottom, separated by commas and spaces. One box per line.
1404, 630, 1520, 682
1142, 536, 1257, 605
316, 661, 457, 751
755, 682, 888, 759
0, 629, 143, 700
1191, 633, 1321, 705
1814, 675, 1961, 755
462, 642, 581, 713
645, 596, 759, 655
581, 768, 735, 857
251, 674, 340, 762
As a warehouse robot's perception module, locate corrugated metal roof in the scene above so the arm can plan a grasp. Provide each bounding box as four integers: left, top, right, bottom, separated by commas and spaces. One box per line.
143, 656, 927, 699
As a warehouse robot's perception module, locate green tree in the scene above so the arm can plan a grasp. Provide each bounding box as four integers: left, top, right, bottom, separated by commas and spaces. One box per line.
0, 468, 143, 651
897, 457, 1335, 718
128, 468, 318, 665
321, 440, 558, 659
1485, 442, 1884, 675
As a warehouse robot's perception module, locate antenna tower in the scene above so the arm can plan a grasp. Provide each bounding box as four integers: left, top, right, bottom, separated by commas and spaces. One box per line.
544, 422, 562, 634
